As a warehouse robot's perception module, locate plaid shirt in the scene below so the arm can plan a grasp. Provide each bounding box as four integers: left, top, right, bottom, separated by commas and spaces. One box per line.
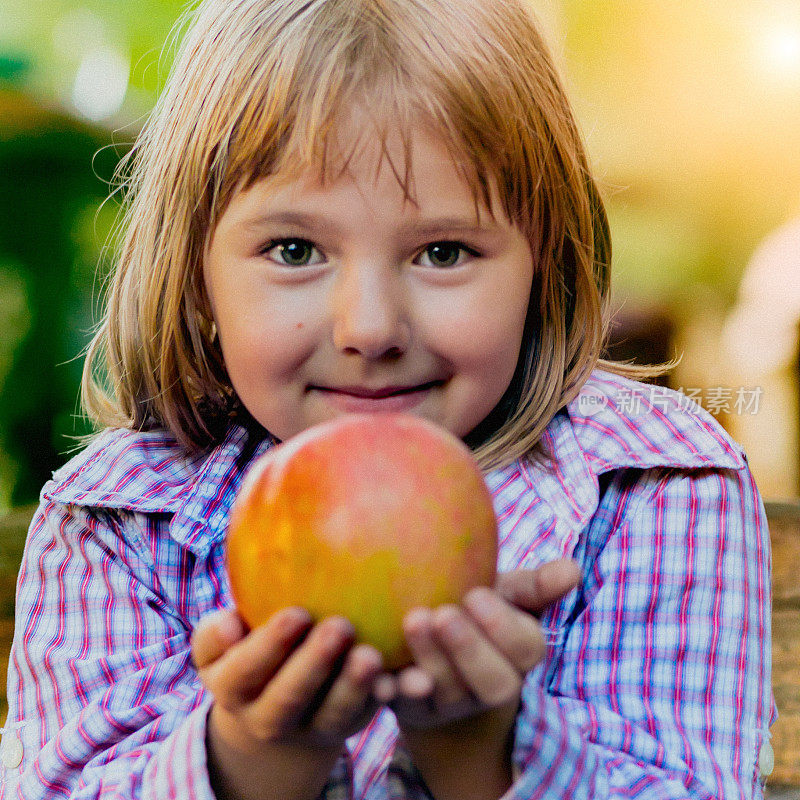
0, 370, 776, 799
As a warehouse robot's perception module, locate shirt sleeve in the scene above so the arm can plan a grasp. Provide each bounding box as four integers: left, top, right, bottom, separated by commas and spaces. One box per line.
0, 499, 219, 800
504, 462, 774, 800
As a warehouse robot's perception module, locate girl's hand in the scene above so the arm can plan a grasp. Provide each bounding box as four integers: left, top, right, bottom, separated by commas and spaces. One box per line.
191, 607, 394, 800
192, 607, 394, 747
495, 557, 582, 618
388, 560, 581, 800
392, 558, 580, 731
390, 587, 546, 732
389, 590, 544, 800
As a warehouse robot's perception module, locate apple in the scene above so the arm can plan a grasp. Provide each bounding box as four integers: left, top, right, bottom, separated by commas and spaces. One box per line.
226, 412, 498, 670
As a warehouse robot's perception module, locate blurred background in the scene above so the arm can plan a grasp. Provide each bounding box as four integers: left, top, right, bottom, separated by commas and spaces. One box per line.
2, 0, 800, 508
1, 0, 800, 789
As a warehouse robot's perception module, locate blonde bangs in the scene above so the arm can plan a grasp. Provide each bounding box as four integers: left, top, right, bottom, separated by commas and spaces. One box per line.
208, 0, 554, 240
82, 0, 660, 463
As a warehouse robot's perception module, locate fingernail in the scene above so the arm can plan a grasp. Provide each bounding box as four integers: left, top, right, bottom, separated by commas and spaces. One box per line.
464, 587, 499, 621
321, 616, 355, 648
373, 674, 397, 704
400, 667, 434, 698
437, 607, 468, 644
212, 609, 244, 643
543, 559, 582, 588
353, 644, 382, 674
404, 608, 433, 637
278, 606, 312, 635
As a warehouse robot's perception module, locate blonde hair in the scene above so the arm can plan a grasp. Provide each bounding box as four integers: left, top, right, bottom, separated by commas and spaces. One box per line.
83, 0, 665, 471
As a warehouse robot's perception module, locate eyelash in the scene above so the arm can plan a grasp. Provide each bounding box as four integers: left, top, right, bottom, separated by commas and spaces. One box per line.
259, 237, 480, 269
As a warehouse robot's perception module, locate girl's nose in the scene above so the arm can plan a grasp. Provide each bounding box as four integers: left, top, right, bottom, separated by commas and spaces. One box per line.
331, 262, 411, 359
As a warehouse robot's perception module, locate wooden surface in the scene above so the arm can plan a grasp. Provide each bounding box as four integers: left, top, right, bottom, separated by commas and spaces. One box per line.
0, 501, 797, 789
767, 501, 800, 788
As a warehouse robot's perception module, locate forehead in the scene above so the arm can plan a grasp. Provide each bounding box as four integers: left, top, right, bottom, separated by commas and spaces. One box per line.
230, 106, 501, 226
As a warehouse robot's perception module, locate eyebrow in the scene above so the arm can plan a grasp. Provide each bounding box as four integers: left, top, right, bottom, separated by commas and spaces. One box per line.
242, 210, 499, 236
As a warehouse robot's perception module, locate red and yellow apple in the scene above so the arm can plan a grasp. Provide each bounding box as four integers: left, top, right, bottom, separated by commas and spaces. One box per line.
226, 413, 498, 669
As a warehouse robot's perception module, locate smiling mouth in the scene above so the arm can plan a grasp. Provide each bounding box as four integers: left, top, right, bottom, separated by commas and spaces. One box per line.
310, 380, 445, 399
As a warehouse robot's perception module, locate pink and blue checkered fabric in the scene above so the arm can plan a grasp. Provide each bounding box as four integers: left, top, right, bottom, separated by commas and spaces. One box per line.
1, 370, 776, 799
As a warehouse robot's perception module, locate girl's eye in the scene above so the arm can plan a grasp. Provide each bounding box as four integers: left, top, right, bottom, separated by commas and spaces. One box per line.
261, 238, 475, 269
261, 238, 324, 267
416, 242, 475, 269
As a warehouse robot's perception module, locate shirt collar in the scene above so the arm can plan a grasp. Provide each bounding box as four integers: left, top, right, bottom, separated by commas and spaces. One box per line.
43, 423, 278, 557
522, 369, 746, 537
566, 369, 745, 474
480, 370, 746, 579
166, 424, 276, 556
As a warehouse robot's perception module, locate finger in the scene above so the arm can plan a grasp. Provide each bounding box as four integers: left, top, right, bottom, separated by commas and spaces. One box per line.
395, 665, 434, 700
199, 607, 313, 709
403, 607, 470, 708
494, 559, 581, 614
462, 587, 546, 673
392, 664, 467, 730
372, 673, 398, 706
251, 616, 356, 735
308, 644, 384, 744
432, 605, 521, 708
191, 609, 247, 669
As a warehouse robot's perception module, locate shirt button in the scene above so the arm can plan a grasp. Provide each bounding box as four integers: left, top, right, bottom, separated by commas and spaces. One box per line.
759, 740, 774, 779
0, 735, 23, 769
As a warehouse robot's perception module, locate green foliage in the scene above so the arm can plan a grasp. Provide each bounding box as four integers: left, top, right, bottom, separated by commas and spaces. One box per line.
1, 0, 188, 101
0, 124, 119, 507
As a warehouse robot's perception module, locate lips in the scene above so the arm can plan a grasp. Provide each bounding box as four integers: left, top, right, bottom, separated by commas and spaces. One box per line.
311, 380, 444, 399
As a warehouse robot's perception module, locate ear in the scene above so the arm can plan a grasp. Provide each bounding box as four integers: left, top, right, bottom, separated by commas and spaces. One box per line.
191, 266, 218, 340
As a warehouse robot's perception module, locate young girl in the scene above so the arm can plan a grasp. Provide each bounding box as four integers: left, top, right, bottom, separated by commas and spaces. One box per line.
1, 0, 775, 798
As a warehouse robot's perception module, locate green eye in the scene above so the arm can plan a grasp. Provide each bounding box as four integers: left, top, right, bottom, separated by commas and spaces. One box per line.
262, 238, 321, 267
428, 243, 460, 267
419, 241, 475, 268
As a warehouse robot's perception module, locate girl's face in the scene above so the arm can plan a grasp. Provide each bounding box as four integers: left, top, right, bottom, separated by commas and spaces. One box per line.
204, 116, 534, 443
